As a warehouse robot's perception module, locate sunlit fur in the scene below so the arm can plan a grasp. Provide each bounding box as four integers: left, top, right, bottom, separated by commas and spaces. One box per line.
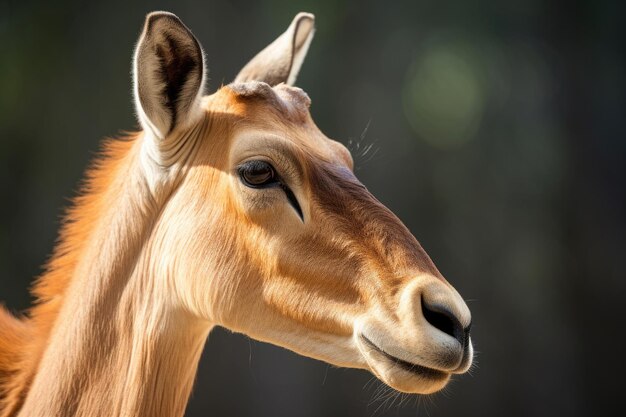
0, 82, 472, 417
0, 14, 472, 417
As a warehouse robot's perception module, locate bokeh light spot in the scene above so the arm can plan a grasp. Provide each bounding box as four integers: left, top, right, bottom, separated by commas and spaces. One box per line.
403, 43, 485, 149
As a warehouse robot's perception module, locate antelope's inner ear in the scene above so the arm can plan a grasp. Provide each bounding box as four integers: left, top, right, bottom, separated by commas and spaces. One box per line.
133, 12, 205, 139
234, 12, 315, 86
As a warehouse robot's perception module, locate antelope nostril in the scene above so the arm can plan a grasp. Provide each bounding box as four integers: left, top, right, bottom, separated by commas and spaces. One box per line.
421, 296, 467, 346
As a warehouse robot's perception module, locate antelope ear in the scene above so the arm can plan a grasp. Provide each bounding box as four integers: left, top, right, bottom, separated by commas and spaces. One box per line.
234, 12, 315, 86
133, 12, 205, 139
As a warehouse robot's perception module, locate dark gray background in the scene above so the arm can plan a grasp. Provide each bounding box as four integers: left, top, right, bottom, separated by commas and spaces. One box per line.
1, 0, 624, 416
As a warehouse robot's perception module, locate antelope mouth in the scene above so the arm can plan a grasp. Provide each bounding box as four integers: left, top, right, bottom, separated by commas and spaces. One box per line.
358, 334, 451, 394
359, 335, 447, 380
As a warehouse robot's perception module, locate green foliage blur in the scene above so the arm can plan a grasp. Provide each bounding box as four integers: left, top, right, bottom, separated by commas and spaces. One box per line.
1, 0, 624, 416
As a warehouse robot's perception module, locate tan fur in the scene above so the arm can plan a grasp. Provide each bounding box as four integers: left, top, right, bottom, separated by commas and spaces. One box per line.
0, 12, 473, 417
0, 137, 136, 416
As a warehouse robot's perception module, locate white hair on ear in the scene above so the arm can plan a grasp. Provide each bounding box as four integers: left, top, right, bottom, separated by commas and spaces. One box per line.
286, 15, 315, 86
132, 11, 206, 140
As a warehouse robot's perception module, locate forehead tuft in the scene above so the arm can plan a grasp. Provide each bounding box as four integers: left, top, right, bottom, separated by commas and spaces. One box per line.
227, 81, 311, 121
228, 81, 276, 100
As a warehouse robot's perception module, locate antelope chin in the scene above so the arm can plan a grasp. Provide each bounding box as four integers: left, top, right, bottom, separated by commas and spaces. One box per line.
356, 334, 451, 394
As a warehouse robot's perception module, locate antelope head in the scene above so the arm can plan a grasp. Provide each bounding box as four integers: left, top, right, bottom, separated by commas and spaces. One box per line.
134, 12, 472, 394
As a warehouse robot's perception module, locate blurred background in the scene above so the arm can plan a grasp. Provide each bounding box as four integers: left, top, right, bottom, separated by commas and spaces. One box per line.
1, 0, 624, 416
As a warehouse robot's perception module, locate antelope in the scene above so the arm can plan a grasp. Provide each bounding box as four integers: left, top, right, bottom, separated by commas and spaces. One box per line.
0, 11, 473, 417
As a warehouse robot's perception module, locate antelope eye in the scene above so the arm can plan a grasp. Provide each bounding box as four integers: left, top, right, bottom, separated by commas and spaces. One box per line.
238, 160, 278, 188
